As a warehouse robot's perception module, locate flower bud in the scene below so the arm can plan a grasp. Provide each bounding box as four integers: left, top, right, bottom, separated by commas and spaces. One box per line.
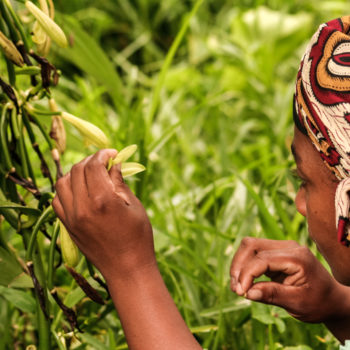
31, 21, 46, 45
25, 1, 67, 48
107, 144, 137, 170
61, 111, 110, 149
59, 220, 79, 268
121, 162, 146, 178
0, 31, 24, 67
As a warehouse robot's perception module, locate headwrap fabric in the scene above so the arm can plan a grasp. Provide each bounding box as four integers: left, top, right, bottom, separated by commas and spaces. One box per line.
294, 16, 350, 246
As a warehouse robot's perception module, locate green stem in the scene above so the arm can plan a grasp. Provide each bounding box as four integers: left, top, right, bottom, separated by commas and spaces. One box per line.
26, 111, 54, 150
10, 106, 19, 139
5, 58, 16, 86
0, 0, 20, 43
36, 300, 50, 350
4, 0, 30, 50
15, 66, 41, 75
27, 105, 61, 116
32, 245, 51, 349
0, 188, 18, 228
22, 110, 54, 189
23, 132, 37, 186
17, 112, 30, 180
0, 103, 14, 172
47, 219, 60, 290
26, 205, 54, 262
0, 219, 10, 252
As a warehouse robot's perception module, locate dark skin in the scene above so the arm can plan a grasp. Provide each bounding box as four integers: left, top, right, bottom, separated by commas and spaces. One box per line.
53, 127, 350, 348
53, 149, 202, 350
231, 127, 350, 341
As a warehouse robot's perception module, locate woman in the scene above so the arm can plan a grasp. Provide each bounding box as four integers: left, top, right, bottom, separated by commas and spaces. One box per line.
53, 16, 350, 349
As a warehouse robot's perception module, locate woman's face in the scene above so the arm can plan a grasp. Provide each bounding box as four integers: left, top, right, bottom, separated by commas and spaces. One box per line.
292, 127, 350, 285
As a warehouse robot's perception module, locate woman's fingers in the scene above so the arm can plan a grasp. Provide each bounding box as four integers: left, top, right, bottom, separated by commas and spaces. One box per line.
54, 172, 73, 218
84, 149, 117, 199
109, 164, 136, 206
70, 154, 92, 201
230, 237, 300, 286
234, 247, 307, 295
52, 195, 65, 221
245, 281, 299, 307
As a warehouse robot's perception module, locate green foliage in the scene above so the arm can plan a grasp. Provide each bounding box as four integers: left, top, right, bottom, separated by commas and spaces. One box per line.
0, 0, 349, 349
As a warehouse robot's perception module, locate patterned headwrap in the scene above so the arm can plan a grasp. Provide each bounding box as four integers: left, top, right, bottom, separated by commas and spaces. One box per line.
294, 16, 350, 246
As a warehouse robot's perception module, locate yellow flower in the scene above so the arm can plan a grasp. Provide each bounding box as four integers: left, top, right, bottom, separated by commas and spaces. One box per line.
107, 144, 137, 170
107, 144, 146, 178
121, 162, 146, 178
25, 1, 67, 48
61, 111, 110, 149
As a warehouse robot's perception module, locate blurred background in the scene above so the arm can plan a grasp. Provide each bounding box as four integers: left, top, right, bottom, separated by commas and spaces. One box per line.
3, 0, 350, 349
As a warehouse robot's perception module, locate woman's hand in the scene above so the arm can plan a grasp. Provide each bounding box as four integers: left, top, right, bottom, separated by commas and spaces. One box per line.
230, 237, 350, 325
52, 149, 202, 350
52, 149, 155, 282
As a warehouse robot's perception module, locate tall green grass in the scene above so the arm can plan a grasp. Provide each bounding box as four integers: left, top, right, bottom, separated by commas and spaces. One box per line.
2, 0, 350, 348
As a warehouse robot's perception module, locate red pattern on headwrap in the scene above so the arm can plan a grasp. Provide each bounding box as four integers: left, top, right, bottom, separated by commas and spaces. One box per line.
294, 16, 350, 246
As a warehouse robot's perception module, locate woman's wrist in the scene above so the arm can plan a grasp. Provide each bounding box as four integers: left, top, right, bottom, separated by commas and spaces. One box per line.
323, 282, 350, 343
102, 256, 159, 288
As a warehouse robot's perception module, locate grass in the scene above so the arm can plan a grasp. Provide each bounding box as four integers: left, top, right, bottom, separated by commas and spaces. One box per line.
1, 0, 350, 348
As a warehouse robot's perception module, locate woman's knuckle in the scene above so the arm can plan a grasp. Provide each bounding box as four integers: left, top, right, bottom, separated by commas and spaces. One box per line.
241, 236, 256, 248
75, 208, 88, 222
94, 196, 108, 211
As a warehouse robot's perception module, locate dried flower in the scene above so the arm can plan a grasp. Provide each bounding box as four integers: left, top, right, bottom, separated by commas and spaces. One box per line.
49, 99, 66, 153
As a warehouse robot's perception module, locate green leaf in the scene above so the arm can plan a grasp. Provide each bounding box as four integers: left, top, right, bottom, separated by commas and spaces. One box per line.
274, 317, 286, 334
239, 177, 285, 240
0, 247, 33, 288
107, 328, 116, 350
78, 333, 109, 350
252, 303, 286, 333
0, 200, 41, 216
0, 286, 35, 313
200, 299, 251, 317
64, 286, 85, 308
56, 15, 125, 110
252, 303, 275, 325
190, 324, 218, 334
7, 272, 33, 288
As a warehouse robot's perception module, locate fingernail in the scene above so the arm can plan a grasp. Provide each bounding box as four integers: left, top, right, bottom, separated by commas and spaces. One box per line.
231, 277, 236, 291
236, 282, 244, 296
246, 289, 263, 301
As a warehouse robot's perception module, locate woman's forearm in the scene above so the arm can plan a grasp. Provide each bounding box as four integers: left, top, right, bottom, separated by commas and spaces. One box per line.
324, 283, 350, 343
106, 262, 202, 350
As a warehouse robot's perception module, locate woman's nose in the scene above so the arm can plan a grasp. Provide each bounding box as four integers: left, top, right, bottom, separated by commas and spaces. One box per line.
295, 187, 307, 217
